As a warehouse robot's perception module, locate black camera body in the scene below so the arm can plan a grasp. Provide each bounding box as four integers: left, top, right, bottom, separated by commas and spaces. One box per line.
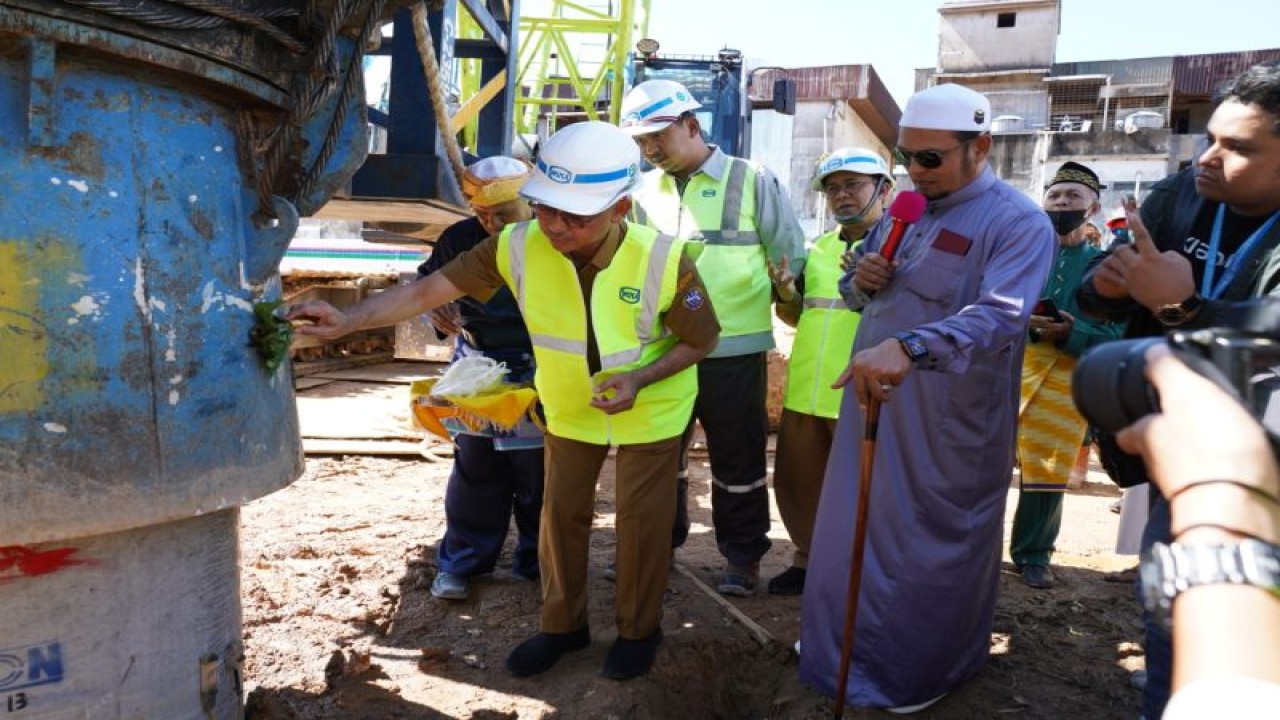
1072, 301, 1280, 476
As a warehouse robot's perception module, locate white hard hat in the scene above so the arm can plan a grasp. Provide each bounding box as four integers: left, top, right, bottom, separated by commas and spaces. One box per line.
811, 147, 894, 191
520, 121, 642, 216
461, 156, 530, 208
618, 79, 703, 137
901, 83, 990, 132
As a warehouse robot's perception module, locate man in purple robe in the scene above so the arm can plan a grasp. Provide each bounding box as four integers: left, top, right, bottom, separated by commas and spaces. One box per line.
798, 83, 1056, 713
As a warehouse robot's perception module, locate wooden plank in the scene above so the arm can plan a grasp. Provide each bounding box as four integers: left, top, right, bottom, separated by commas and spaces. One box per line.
293, 352, 396, 378
310, 198, 469, 226
302, 438, 454, 459
296, 381, 418, 440
308, 361, 447, 384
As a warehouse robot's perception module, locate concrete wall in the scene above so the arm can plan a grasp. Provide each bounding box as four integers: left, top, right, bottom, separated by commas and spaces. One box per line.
768, 100, 890, 237
938, 1, 1059, 73
991, 129, 1191, 212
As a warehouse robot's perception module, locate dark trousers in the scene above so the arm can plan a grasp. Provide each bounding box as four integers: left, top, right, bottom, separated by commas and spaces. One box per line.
673, 353, 771, 568
1138, 495, 1172, 720
436, 434, 545, 579
1009, 491, 1064, 567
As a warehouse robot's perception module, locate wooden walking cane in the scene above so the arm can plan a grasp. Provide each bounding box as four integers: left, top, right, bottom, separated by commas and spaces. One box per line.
827, 191, 924, 718
832, 394, 882, 719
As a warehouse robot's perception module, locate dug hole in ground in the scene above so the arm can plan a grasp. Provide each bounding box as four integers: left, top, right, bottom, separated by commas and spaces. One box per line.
243, 341, 1145, 719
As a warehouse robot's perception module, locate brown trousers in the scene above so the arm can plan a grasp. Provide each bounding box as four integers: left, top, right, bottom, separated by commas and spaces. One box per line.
772, 409, 838, 568
539, 432, 680, 639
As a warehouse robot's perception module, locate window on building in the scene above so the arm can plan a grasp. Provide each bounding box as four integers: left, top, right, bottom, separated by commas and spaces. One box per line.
997, 12, 1016, 28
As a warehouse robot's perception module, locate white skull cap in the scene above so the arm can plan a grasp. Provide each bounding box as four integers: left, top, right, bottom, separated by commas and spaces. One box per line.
901, 83, 991, 132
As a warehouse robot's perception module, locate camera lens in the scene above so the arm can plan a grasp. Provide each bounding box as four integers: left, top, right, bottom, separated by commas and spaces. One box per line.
1072, 338, 1164, 433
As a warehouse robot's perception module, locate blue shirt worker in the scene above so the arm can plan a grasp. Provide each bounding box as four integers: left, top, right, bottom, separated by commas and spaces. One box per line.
799, 83, 1056, 712
287, 121, 720, 682
620, 79, 807, 595
768, 148, 892, 596
418, 156, 544, 602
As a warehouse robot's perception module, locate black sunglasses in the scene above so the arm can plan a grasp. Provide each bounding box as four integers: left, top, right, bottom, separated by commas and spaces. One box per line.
893, 141, 970, 170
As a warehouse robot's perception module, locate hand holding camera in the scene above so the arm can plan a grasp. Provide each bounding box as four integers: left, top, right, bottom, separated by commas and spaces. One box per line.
1114, 343, 1280, 504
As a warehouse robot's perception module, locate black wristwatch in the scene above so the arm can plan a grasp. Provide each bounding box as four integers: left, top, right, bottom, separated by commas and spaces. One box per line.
1154, 293, 1205, 327
893, 331, 929, 363
1141, 538, 1280, 631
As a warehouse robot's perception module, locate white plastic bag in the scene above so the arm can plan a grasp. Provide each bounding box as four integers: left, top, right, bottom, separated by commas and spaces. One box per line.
430, 355, 508, 397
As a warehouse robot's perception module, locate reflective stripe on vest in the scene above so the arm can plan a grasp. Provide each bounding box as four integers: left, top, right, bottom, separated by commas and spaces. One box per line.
633, 156, 770, 341
783, 230, 862, 419
496, 221, 695, 444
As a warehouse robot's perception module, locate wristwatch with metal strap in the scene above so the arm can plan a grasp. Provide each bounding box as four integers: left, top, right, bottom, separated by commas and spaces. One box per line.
1141, 538, 1280, 630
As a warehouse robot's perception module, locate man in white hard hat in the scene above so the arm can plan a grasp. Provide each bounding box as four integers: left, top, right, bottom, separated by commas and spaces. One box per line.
799, 83, 1056, 712
287, 121, 720, 681
767, 148, 893, 597
416, 156, 544, 603
619, 78, 807, 597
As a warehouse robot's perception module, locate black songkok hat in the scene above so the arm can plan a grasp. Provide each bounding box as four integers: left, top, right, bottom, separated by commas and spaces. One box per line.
1046, 161, 1105, 195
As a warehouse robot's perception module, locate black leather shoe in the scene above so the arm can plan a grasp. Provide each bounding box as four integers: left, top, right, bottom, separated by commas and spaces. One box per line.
1021, 564, 1055, 589
767, 566, 807, 595
602, 628, 663, 681
505, 627, 591, 677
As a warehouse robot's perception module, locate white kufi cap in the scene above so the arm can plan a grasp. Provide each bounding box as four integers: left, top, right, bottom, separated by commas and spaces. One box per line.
901, 83, 991, 132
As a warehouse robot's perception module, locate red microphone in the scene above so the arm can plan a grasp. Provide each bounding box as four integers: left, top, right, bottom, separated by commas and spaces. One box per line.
878, 191, 927, 261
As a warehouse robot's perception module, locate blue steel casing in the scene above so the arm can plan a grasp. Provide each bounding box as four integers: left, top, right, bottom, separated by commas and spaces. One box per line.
0, 26, 362, 545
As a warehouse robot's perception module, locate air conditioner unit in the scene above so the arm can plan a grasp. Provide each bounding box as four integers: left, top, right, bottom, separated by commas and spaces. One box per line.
990, 115, 1025, 133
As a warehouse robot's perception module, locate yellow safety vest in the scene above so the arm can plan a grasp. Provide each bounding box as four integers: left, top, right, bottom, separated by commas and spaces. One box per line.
495, 221, 696, 445
632, 157, 771, 348
783, 230, 861, 419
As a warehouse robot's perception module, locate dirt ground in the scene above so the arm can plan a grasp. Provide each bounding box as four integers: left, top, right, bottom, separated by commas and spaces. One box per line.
239, 379, 1146, 719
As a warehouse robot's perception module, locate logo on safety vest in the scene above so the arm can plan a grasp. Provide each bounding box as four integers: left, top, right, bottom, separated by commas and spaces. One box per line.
701, 189, 716, 198
619, 287, 641, 304
546, 165, 573, 184
683, 288, 705, 311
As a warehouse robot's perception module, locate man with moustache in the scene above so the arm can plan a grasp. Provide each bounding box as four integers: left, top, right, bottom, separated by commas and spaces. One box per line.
417, 156, 544, 602
619, 79, 806, 595
799, 83, 1056, 713
288, 121, 720, 681
1077, 60, 1280, 720
767, 148, 893, 596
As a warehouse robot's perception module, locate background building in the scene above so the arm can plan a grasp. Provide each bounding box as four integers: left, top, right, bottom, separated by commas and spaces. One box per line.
915, 0, 1280, 216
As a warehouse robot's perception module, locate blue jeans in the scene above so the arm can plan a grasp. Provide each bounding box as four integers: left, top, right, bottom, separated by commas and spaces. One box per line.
1136, 495, 1171, 719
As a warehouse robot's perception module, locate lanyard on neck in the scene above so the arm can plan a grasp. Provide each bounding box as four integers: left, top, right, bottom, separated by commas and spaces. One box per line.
1200, 205, 1280, 299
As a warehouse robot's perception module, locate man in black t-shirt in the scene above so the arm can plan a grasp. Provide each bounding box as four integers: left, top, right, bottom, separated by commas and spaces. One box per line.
416, 156, 543, 603
1077, 60, 1280, 720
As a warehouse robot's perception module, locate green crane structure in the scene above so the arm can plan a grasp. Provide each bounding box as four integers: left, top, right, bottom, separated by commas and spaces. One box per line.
508, 0, 650, 154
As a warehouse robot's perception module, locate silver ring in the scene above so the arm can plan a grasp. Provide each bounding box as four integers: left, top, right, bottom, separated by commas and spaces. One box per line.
880, 383, 893, 392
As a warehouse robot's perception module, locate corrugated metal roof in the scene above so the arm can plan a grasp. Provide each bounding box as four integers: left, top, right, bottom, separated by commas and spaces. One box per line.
1052, 56, 1173, 86
1173, 49, 1280, 96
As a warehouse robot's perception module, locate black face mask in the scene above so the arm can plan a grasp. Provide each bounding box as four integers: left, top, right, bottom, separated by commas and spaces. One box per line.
1045, 210, 1088, 236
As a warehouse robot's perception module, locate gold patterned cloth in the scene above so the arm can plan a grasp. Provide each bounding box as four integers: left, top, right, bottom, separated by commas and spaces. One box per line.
1017, 341, 1087, 492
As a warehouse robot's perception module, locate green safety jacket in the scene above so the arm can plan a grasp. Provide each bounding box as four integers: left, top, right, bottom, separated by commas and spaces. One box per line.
632, 157, 771, 350
784, 230, 861, 419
